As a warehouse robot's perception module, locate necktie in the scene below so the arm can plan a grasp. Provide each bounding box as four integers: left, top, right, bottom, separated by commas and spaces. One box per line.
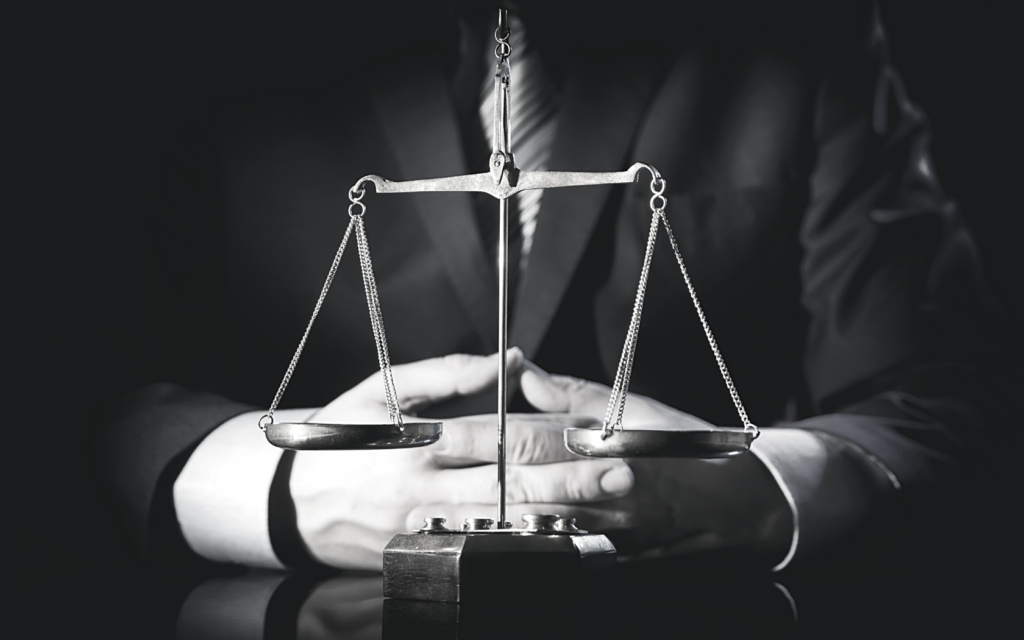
478, 13, 560, 277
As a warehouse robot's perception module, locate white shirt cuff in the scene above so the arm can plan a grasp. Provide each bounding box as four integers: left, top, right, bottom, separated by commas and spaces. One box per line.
750, 427, 899, 572
173, 408, 315, 568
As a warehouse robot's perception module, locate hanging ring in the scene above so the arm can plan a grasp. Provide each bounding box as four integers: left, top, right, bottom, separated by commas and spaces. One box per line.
650, 193, 667, 211
348, 201, 366, 217
650, 177, 666, 195
495, 41, 511, 58
258, 414, 274, 432
349, 185, 366, 202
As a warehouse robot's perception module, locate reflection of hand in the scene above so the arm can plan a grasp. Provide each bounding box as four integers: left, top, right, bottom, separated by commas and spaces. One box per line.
520, 363, 793, 565
293, 350, 635, 570
297, 576, 384, 640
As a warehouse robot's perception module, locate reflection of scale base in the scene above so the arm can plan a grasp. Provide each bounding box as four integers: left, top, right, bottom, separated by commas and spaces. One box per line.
382, 599, 602, 640
383, 515, 615, 604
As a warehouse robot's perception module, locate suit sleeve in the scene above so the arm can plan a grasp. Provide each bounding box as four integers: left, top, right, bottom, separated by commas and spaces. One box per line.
94, 384, 254, 563
785, 4, 1019, 562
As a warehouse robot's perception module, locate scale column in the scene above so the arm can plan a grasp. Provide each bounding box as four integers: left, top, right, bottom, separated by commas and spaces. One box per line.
494, 7, 511, 530
496, 196, 509, 528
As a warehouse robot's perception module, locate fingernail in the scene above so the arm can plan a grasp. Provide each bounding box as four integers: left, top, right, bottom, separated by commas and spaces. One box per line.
521, 360, 545, 375
599, 464, 635, 496
507, 347, 523, 367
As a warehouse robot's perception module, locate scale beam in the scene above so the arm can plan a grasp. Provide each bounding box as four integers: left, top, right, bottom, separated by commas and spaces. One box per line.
353, 162, 660, 201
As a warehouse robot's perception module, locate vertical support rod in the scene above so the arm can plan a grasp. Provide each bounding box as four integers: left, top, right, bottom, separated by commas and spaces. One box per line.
494, 7, 511, 530
497, 196, 509, 528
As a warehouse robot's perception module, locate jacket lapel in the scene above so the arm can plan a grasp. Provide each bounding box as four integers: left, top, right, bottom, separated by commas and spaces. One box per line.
511, 48, 665, 358
370, 55, 498, 351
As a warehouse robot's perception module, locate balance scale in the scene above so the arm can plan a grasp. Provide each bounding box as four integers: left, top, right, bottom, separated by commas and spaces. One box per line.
256, 8, 758, 603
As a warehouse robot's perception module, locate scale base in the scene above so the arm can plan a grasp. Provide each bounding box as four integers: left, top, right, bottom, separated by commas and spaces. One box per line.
383, 523, 615, 603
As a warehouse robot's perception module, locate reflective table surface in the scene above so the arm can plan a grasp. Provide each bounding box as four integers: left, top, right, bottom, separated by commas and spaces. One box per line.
88, 550, 1014, 639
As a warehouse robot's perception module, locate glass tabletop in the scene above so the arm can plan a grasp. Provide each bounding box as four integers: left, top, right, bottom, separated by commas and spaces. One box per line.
146, 555, 1009, 639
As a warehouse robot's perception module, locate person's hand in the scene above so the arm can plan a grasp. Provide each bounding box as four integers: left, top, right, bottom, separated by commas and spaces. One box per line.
519, 360, 716, 432
292, 350, 636, 570
519, 363, 793, 566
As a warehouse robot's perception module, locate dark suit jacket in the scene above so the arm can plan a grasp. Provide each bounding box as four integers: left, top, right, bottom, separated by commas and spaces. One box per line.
96, 1, 1016, 568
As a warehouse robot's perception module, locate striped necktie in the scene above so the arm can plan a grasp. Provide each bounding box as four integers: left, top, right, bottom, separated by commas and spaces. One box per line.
479, 13, 560, 277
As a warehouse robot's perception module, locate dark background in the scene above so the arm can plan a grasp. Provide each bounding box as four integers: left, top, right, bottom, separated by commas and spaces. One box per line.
12, 1, 1021, 634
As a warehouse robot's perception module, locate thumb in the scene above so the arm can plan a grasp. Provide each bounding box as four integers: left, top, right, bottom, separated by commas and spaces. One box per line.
519, 361, 610, 417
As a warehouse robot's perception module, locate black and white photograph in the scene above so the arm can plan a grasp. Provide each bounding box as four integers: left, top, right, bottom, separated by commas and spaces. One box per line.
14, 1, 1022, 637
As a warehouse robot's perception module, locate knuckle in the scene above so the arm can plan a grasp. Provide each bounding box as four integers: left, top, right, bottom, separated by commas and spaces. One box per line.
509, 427, 539, 463
563, 470, 590, 502
557, 374, 589, 393
441, 353, 473, 369
505, 470, 531, 504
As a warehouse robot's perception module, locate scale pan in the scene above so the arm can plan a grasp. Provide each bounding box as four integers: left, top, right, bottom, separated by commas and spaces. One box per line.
265, 422, 442, 450
564, 427, 752, 458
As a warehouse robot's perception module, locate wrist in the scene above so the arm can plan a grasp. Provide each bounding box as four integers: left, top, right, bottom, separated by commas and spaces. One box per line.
750, 427, 900, 571
711, 452, 795, 567
173, 407, 316, 568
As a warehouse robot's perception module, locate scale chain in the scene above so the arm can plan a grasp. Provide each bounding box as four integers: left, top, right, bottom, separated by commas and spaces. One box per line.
260, 215, 357, 430
259, 195, 405, 431
355, 214, 403, 427
657, 208, 757, 436
602, 210, 659, 436
601, 176, 758, 439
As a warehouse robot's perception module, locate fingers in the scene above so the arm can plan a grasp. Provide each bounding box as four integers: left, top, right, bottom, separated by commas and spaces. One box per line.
519, 361, 611, 415
354, 349, 524, 411
519, 360, 714, 429
406, 503, 633, 533
423, 459, 634, 505
430, 413, 602, 466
